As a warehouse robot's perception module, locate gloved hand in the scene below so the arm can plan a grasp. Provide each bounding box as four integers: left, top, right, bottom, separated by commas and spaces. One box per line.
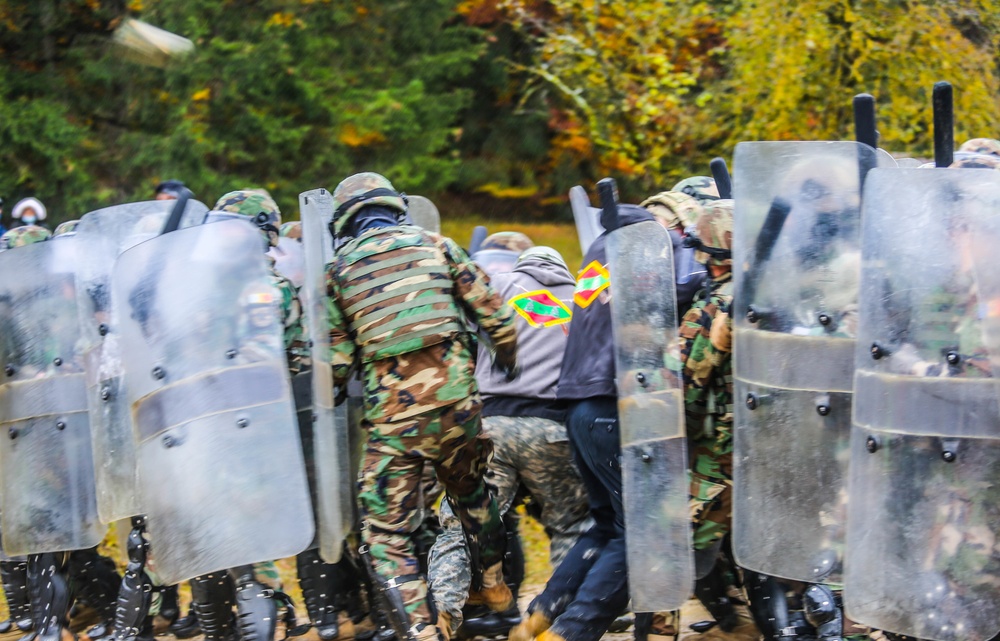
493, 348, 520, 382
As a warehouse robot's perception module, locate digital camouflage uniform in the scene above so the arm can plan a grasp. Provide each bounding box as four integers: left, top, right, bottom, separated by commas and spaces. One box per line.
326, 172, 518, 634
678, 202, 734, 552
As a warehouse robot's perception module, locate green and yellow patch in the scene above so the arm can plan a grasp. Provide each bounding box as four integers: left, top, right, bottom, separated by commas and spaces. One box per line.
573, 260, 610, 308
508, 289, 572, 327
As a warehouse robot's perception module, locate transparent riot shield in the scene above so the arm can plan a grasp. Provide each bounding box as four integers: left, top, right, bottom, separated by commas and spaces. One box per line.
299, 188, 353, 563
569, 185, 604, 256
0, 239, 105, 555
607, 219, 692, 611
75, 199, 207, 524
731, 141, 880, 584
112, 219, 313, 583
844, 168, 1000, 641
407, 195, 441, 233
269, 236, 305, 288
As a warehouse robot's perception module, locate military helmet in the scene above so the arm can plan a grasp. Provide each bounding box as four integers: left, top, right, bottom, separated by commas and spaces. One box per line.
949, 152, 1000, 170
479, 231, 534, 253
691, 200, 733, 267
53, 220, 80, 237
331, 172, 407, 237
279, 221, 302, 241
959, 138, 1000, 157
0, 225, 52, 251
213, 190, 283, 247
640, 191, 704, 231
671, 176, 719, 203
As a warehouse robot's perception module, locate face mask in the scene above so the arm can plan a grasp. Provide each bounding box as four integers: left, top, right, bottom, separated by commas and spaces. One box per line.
21, 214, 36, 225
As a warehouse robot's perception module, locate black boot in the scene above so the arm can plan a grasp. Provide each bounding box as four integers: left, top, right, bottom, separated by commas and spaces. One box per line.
189, 573, 235, 641
158, 585, 179, 624
168, 606, 200, 639
803, 585, 843, 641
68, 549, 121, 641
1, 559, 33, 634
112, 517, 153, 641
457, 511, 523, 639
232, 566, 296, 641
27, 553, 72, 641
296, 550, 341, 641
691, 556, 740, 633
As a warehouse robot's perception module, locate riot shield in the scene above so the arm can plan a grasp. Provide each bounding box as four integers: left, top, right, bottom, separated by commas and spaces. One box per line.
607, 219, 692, 611
731, 141, 881, 584
75, 199, 207, 524
299, 188, 354, 563
569, 185, 604, 255
844, 168, 1000, 641
0, 238, 105, 555
407, 195, 441, 233
112, 219, 313, 583
268, 237, 306, 288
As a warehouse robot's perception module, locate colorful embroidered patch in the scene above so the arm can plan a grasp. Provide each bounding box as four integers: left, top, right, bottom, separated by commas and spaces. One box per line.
508, 290, 572, 327
574, 260, 610, 308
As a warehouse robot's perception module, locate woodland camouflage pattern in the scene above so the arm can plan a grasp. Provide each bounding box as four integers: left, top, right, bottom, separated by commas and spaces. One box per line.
680, 202, 735, 550
640, 190, 704, 230
672, 175, 720, 203
214, 190, 282, 247
326, 222, 516, 629
479, 231, 534, 253
959, 137, 1000, 156
694, 200, 734, 266
53, 220, 80, 237
0, 225, 51, 249
429, 416, 592, 627
331, 172, 407, 236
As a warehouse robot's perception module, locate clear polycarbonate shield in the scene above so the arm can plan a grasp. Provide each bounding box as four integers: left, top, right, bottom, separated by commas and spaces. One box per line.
607, 219, 692, 611
269, 237, 306, 288
569, 185, 604, 255
844, 168, 1000, 641
407, 195, 440, 233
0, 239, 105, 555
731, 141, 880, 584
75, 199, 207, 524
299, 188, 353, 563
112, 219, 313, 583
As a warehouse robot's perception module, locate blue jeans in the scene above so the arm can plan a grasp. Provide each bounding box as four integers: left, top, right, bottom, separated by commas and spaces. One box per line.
529, 397, 629, 641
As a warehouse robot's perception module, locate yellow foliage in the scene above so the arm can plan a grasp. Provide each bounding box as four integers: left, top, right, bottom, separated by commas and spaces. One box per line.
475, 182, 541, 198
191, 88, 211, 102
127, 0, 143, 10
266, 11, 295, 28
338, 123, 387, 147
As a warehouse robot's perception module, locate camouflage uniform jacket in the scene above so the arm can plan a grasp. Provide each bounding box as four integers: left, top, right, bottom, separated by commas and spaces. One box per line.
679, 272, 734, 549
325, 225, 516, 423
267, 256, 307, 375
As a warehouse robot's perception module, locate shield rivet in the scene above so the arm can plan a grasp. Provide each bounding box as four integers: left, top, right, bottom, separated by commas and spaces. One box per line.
56, 421, 66, 431
101, 387, 111, 401
162, 435, 175, 448
98, 324, 109, 336
818, 313, 832, 326
745, 393, 758, 410
641, 452, 651, 463
870, 343, 886, 360
225, 349, 238, 359
942, 450, 957, 463
816, 404, 830, 416
53, 357, 63, 367
4, 364, 14, 377
865, 436, 879, 453
746, 306, 760, 323
946, 351, 961, 366
8, 428, 17, 440
237, 418, 250, 429
636, 372, 647, 387
152, 366, 166, 380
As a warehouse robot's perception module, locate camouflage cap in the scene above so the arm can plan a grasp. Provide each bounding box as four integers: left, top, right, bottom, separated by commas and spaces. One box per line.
640, 191, 704, 230
331, 172, 407, 236
214, 190, 282, 247
959, 138, 1000, 157
694, 200, 733, 267
480, 231, 534, 253
517, 245, 568, 272
53, 220, 80, 237
949, 152, 1000, 170
671, 176, 719, 203
0, 225, 52, 251
279, 221, 302, 240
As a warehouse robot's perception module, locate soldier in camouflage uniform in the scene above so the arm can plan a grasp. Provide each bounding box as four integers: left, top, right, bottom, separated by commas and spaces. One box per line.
325, 172, 518, 641
640, 190, 706, 315
428, 246, 592, 638
472, 231, 534, 276
185, 190, 310, 641
678, 200, 758, 641
281, 221, 303, 241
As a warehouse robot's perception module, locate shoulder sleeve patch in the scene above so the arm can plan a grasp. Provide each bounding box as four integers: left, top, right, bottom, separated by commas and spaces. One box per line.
508, 289, 572, 327
573, 260, 611, 308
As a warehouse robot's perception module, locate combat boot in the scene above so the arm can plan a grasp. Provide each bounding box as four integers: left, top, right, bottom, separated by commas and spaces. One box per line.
1, 560, 34, 634
465, 564, 513, 612
296, 550, 341, 641
68, 549, 121, 641
167, 609, 200, 639
508, 612, 551, 641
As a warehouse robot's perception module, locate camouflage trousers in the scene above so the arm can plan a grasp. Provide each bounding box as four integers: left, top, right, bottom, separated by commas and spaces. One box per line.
428, 415, 593, 626
359, 396, 504, 628
689, 438, 733, 551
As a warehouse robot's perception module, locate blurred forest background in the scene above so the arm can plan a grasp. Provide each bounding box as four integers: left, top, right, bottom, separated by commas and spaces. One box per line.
3, 0, 1000, 225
